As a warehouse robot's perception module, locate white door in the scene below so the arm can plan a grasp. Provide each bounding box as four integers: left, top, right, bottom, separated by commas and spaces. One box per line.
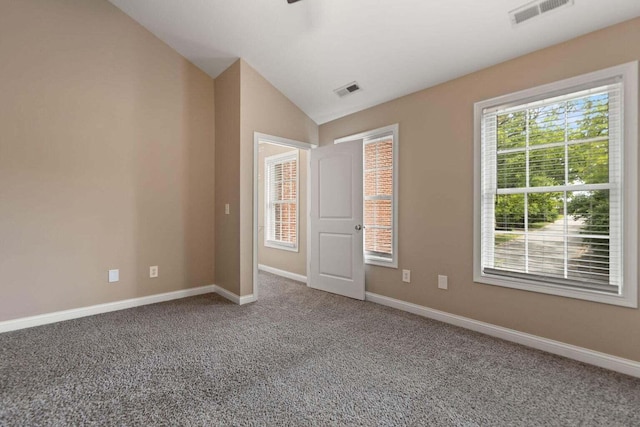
309, 141, 364, 300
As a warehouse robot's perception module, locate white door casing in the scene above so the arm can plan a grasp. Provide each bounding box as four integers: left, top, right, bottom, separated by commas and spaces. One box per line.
309, 141, 364, 300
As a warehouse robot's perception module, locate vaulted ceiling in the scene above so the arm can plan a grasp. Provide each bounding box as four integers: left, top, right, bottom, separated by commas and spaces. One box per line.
108, 0, 640, 124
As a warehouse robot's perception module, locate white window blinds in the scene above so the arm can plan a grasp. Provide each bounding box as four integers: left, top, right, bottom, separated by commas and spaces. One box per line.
265, 151, 298, 250
480, 81, 623, 294
364, 133, 394, 259
335, 123, 399, 268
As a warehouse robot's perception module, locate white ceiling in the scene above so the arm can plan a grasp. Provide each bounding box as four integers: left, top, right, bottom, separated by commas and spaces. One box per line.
108, 0, 640, 124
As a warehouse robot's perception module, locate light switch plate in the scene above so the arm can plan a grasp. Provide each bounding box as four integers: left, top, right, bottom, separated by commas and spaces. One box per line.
108, 269, 119, 283
225, 204, 230, 215
438, 274, 448, 290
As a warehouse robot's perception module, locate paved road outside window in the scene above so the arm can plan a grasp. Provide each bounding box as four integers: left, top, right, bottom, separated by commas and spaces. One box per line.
494, 216, 590, 279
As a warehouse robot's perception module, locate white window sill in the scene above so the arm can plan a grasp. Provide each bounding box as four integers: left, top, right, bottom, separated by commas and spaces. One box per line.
265, 241, 299, 253
365, 256, 397, 269
474, 272, 637, 308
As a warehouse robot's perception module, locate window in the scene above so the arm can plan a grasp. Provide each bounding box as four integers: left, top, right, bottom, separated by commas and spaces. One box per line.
364, 134, 394, 262
336, 124, 399, 268
474, 62, 638, 307
265, 151, 299, 251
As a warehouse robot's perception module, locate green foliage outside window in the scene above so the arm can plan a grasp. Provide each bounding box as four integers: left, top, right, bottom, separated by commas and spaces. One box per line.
495, 93, 610, 238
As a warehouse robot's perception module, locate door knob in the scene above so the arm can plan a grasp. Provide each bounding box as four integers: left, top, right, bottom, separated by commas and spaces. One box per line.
355, 225, 362, 231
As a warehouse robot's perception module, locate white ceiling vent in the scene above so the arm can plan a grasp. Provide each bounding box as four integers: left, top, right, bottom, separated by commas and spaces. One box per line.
510, 0, 574, 26
334, 82, 361, 98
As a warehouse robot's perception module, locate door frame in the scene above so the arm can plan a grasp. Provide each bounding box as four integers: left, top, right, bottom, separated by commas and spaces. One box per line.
253, 132, 317, 301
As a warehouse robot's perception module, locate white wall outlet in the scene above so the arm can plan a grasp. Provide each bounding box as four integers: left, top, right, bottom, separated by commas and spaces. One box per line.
402, 269, 411, 283
108, 269, 119, 283
225, 203, 230, 215
150, 266, 158, 278
438, 274, 448, 290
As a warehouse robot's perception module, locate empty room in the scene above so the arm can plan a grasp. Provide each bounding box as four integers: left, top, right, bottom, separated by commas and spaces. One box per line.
2, 0, 640, 425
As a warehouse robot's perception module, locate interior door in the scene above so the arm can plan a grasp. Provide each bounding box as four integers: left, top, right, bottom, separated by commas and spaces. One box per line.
309, 140, 364, 300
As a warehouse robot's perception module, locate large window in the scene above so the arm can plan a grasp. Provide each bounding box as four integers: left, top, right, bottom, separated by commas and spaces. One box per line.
265, 151, 298, 251
336, 124, 398, 268
474, 62, 637, 307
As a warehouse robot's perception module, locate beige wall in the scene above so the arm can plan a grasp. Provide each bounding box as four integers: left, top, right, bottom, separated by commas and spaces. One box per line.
239, 60, 318, 296
5, 0, 636, 363
319, 18, 640, 362
214, 61, 241, 295
257, 144, 308, 276
0, 0, 215, 321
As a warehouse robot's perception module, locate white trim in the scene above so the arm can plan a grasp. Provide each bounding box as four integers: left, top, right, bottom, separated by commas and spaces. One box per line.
254, 132, 318, 151
621, 61, 639, 309
473, 61, 638, 308
264, 241, 299, 252
239, 294, 257, 305
0, 285, 217, 333
335, 123, 399, 269
334, 123, 397, 144
258, 264, 308, 283
253, 133, 316, 301
366, 254, 397, 269
212, 285, 241, 304
306, 143, 312, 289
365, 292, 640, 378
213, 285, 256, 305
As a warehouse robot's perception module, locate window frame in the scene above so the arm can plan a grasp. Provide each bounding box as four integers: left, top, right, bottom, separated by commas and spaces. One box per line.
264, 150, 299, 252
335, 123, 399, 268
473, 62, 638, 308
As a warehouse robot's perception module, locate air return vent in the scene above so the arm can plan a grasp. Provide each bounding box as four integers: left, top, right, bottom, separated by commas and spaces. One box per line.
509, 0, 573, 26
539, 0, 571, 13
334, 82, 361, 98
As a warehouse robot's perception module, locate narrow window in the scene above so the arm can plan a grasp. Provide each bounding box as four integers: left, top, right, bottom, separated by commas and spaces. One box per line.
364, 134, 394, 263
265, 151, 299, 251
335, 124, 399, 268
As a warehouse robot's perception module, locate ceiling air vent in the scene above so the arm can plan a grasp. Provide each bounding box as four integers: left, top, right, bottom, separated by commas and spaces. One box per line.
539, 0, 572, 13
334, 82, 361, 98
510, 0, 574, 26
513, 4, 540, 24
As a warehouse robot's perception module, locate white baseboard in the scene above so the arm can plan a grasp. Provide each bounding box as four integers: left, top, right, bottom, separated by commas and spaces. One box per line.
239, 294, 257, 305
0, 283, 258, 334
212, 285, 241, 304
258, 264, 307, 283
365, 292, 640, 378
212, 285, 255, 305
0, 285, 217, 334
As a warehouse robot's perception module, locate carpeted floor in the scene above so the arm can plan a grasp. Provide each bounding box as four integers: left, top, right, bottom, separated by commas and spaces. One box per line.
1, 272, 640, 426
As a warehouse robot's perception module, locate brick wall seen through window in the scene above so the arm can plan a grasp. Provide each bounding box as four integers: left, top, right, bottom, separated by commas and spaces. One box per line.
364, 136, 393, 257
266, 152, 298, 249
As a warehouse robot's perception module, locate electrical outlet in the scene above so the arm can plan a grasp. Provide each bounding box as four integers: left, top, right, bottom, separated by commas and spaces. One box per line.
402, 269, 411, 283
150, 266, 158, 278
225, 203, 230, 215
438, 274, 448, 290
108, 269, 119, 283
